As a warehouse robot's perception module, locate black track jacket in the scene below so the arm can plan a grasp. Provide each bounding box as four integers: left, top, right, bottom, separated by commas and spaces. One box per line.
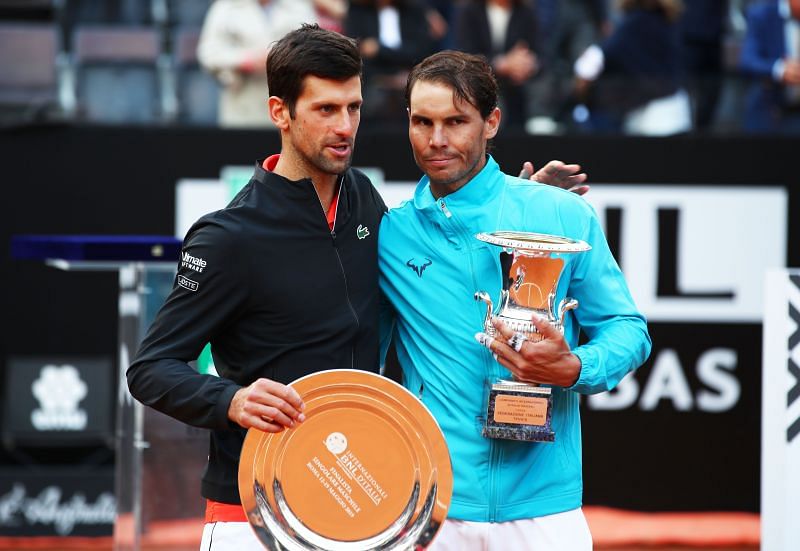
127, 162, 387, 504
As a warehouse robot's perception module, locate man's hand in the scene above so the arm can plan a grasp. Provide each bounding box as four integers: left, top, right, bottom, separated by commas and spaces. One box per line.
519, 160, 589, 196
425, 8, 448, 41
228, 378, 305, 432
494, 42, 538, 85
475, 316, 581, 387
782, 59, 800, 85
359, 38, 380, 59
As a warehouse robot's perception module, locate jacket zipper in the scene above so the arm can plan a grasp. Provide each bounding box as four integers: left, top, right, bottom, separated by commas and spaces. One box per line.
438, 196, 500, 521
324, 178, 359, 369
332, 233, 359, 369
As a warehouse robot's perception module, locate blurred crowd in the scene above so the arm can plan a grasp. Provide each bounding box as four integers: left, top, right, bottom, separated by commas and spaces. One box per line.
1, 0, 799, 134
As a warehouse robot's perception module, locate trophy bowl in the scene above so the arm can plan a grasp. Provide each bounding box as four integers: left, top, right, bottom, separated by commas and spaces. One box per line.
475, 231, 591, 339
474, 231, 590, 442
238, 370, 453, 550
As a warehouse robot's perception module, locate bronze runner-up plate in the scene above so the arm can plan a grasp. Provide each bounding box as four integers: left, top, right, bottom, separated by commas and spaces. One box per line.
239, 369, 453, 550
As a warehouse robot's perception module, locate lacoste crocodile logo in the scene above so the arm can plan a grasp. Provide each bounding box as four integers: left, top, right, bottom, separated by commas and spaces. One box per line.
406, 258, 433, 278
357, 225, 370, 239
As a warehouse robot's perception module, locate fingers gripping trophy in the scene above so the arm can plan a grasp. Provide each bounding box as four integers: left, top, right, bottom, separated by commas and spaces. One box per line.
474, 231, 590, 442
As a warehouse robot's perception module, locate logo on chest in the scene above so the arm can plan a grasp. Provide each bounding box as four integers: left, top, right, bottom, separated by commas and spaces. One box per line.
406, 257, 433, 278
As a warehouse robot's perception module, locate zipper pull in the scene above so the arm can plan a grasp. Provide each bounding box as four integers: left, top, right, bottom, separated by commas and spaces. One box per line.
439, 199, 452, 218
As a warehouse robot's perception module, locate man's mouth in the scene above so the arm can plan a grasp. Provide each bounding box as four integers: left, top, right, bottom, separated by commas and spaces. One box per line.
327, 143, 352, 157
426, 157, 454, 167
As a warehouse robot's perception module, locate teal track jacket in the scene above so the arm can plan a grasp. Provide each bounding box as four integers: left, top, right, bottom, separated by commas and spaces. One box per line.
378, 156, 651, 522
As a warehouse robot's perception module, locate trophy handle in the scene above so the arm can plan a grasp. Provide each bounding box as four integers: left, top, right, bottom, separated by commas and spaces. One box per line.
474, 291, 495, 335
556, 298, 579, 330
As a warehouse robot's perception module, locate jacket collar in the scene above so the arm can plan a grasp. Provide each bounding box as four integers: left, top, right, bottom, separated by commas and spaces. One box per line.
251, 159, 350, 224
412, 155, 505, 212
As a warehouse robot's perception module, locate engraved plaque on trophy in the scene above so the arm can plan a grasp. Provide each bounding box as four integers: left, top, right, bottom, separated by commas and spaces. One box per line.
239, 370, 453, 550
474, 231, 590, 442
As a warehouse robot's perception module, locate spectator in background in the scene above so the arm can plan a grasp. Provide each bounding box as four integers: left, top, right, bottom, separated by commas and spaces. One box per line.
197, 0, 346, 128
453, 0, 540, 129
535, 0, 609, 127
345, 0, 436, 124
678, 0, 729, 131
739, 0, 800, 133
572, 0, 692, 135
423, 0, 454, 50
314, 0, 349, 32
539, 0, 609, 69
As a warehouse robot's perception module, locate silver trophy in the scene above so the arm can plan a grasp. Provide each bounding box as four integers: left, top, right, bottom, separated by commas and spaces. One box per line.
474, 231, 590, 442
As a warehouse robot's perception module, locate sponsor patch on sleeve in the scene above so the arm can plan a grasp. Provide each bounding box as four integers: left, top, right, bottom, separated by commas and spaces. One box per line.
177, 274, 199, 292
181, 251, 207, 273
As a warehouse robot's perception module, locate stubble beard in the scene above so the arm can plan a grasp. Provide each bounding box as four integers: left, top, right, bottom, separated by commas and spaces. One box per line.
423, 152, 484, 194
312, 151, 352, 176
293, 144, 352, 180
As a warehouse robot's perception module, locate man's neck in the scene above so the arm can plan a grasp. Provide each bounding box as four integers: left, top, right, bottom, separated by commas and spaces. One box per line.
273, 151, 340, 211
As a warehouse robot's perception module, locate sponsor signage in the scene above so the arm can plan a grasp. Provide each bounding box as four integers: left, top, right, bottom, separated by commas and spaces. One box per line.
582, 322, 762, 510
583, 185, 787, 322
0, 468, 115, 536
578, 185, 787, 510
3, 356, 113, 447
761, 270, 800, 551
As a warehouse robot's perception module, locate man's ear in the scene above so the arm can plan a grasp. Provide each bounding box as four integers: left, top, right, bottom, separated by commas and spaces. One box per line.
485, 107, 501, 140
268, 96, 290, 130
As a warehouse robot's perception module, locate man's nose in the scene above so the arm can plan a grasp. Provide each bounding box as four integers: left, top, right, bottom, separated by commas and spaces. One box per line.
334, 110, 356, 137
430, 125, 447, 147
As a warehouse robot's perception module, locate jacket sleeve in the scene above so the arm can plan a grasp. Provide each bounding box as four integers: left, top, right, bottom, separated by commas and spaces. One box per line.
739, 5, 781, 79
126, 221, 249, 430
562, 199, 652, 394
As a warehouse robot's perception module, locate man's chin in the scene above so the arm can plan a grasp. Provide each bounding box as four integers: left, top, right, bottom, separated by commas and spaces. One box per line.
426, 169, 460, 188
317, 157, 352, 176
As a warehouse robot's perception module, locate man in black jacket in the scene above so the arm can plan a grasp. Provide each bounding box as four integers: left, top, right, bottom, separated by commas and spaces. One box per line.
127, 24, 387, 548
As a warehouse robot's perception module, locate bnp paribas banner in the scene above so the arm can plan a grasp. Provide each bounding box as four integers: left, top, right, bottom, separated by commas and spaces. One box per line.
577, 184, 787, 511
0, 469, 114, 536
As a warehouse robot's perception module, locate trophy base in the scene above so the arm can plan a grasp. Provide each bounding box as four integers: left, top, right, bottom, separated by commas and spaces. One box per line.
482, 380, 555, 443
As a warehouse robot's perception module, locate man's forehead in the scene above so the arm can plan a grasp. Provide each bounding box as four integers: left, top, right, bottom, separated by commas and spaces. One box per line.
298, 74, 362, 102
409, 80, 475, 115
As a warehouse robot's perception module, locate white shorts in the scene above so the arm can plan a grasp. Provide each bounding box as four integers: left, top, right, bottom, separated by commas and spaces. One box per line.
427, 508, 593, 551
199, 508, 592, 550
199, 522, 261, 551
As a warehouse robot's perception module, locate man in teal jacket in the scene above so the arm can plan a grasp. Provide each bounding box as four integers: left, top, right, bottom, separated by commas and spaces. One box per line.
378, 51, 651, 550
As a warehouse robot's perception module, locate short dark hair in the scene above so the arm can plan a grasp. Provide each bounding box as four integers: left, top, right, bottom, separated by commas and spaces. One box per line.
267, 24, 362, 117
405, 50, 499, 119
